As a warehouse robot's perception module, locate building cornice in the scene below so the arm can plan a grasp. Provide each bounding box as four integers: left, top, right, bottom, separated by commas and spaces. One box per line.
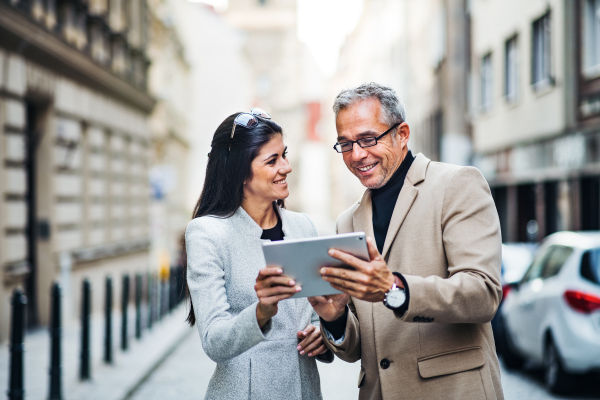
0, 3, 156, 113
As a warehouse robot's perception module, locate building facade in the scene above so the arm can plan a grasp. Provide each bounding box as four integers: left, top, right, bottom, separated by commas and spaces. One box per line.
146, 0, 191, 274
226, 0, 333, 233
327, 0, 472, 216
0, 0, 154, 341
470, 0, 599, 242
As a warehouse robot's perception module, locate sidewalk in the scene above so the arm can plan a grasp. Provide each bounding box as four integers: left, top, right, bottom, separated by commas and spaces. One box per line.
0, 304, 192, 400
128, 324, 361, 400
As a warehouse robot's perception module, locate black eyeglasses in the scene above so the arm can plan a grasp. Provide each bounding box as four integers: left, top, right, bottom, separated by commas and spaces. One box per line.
333, 123, 400, 153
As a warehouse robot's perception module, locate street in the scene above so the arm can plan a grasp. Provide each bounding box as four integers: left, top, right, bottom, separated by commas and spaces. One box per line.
129, 330, 599, 400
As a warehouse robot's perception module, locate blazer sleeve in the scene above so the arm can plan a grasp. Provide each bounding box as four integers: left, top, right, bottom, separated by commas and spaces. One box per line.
186, 218, 272, 363
398, 166, 502, 324
320, 218, 362, 363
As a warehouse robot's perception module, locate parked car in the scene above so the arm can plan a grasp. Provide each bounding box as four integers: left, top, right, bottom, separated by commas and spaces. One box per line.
491, 243, 536, 355
500, 232, 600, 393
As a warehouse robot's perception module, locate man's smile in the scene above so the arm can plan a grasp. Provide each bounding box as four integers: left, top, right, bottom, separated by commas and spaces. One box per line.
356, 162, 378, 174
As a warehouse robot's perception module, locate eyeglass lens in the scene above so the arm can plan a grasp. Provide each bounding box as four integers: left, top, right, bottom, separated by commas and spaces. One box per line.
250, 108, 271, 119
234, 113, 259, 128
337, 137, 377, 152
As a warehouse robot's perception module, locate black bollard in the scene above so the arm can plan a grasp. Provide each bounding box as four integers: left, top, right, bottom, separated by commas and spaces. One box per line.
8, 289, 27, 400
135, 274, 142, 340
121, 274, 130, 351
178, 266, 185, 305
49, 283, 62, 400
80, 279, 91, 381
104, 276, 113, 364
169, 267, 175, 312
147, 273, 153, 330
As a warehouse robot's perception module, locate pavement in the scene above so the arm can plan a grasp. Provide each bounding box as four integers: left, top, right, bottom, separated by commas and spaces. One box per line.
128, 333, 600, 400
128, 328, 361, 400
0, 303, 190, 400
2, 301, 597, 400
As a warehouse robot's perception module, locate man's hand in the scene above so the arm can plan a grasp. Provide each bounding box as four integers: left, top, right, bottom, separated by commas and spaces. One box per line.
321, 237, 402, 302
308, 293, 349, 322
296, 324, 327, 357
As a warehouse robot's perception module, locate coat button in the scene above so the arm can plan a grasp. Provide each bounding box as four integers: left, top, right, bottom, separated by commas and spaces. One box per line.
380, 358, 390, 369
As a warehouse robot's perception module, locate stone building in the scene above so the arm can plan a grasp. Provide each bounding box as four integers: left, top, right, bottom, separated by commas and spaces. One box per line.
470, 0, 597, 242
146, 0, 191, 274
0, 0, 155, 341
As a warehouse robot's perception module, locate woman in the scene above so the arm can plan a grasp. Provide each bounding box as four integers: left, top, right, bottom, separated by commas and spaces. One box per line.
185, 109, 332, 400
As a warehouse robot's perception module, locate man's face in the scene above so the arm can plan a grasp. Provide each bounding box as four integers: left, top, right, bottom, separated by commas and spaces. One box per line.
335, 98, 409, 189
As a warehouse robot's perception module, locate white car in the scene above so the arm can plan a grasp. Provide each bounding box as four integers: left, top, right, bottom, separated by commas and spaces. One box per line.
500, 231, 600, 394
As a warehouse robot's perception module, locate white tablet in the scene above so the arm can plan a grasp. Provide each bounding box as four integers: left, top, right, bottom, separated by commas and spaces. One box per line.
261, 232, 370, 298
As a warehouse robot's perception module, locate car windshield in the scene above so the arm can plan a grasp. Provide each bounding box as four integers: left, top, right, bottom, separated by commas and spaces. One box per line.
502, 244, 536, 284
581, 248, 600, 285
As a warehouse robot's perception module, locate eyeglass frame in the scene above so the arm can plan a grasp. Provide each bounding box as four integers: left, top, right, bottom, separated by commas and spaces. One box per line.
333, 123, 400, 153
229, 108, 272, 152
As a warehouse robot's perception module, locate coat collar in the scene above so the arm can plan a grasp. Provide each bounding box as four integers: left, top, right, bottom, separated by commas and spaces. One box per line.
232, 204, 290, 239
353, 153, 431, 259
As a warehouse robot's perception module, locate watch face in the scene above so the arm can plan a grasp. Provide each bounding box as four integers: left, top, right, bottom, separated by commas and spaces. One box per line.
386, 289, 406, 309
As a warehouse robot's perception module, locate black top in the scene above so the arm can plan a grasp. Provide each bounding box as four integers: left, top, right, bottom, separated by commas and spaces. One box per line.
260, 210, 284, 241
371, 150, 415, 254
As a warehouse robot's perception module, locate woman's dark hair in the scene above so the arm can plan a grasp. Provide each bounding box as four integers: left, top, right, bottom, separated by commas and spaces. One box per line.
185, 112, 285, 325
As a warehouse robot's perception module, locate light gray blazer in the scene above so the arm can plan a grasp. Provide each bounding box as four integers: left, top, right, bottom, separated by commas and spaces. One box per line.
185, 206, 332, 400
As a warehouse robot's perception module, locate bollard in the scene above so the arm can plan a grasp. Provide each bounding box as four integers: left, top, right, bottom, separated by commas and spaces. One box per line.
8, 289, 27, 400
135, 274, 142, 340
80, 279, 91, 380
169, 267, 175, 312
147, 273, 153, 330
49, 283, 62, 400
104, 276, 113, 364
121, 274, 130, 351
178, 266, 185, 305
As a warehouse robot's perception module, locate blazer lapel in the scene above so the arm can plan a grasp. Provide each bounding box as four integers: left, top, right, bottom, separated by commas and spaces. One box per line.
352, 190, 375, 240
381, 153, 430, 260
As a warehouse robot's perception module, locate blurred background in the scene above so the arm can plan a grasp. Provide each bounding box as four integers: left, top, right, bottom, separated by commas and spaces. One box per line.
1, 0, 600, 399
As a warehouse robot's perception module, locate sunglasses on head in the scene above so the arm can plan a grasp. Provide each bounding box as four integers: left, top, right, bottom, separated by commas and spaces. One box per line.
230, 108, 272, 148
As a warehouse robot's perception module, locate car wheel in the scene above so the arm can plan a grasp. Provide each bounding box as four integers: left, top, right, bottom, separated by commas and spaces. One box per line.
500, 322, 524, 370
543, 337, 572, 394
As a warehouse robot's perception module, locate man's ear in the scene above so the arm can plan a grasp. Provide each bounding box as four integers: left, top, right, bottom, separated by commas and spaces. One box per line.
397, 122, 410, 146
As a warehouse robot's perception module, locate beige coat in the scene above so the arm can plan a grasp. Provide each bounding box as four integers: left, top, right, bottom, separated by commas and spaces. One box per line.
322, 153, 504, 400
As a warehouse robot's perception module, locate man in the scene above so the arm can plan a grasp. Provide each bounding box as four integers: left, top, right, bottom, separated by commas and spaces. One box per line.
307, 83, 504, 399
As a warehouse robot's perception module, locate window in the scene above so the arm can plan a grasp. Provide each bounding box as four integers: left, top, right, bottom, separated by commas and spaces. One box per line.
581, 248, 600, 285
532, 12, 552, 89
539, 246, 573, 279
480, 53, 493, 112
505, 36, 519, 103
521, 246, 552, 284
583, 0, 600, 78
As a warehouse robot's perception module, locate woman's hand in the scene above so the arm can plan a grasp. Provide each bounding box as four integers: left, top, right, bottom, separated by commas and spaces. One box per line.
296, 324, 327, 357
255, 266, 301, 328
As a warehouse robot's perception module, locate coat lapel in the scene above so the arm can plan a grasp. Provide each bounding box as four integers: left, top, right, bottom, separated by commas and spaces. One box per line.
352, 189, 375, 240
381, 153, 430, 260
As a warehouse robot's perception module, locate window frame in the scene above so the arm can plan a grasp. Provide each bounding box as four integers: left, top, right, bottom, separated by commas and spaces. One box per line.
531, 11, 554, 91
504, 35, 519, 103
480, 52, 493, 113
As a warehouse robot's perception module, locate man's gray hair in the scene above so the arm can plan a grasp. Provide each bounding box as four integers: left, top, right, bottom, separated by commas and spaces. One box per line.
333, 82, 406, 128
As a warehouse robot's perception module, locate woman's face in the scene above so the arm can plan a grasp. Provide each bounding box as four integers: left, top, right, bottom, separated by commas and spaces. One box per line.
244, 134, 292, 204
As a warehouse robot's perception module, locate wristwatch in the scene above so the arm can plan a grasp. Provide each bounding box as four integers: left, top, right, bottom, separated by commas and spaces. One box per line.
383, 280, 406, 310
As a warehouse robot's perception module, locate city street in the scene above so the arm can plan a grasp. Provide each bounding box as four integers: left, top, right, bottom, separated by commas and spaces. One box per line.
129, 329, 600, 400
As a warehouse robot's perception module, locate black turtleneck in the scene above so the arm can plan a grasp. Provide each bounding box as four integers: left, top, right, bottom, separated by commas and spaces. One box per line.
371, 150, 415, 254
